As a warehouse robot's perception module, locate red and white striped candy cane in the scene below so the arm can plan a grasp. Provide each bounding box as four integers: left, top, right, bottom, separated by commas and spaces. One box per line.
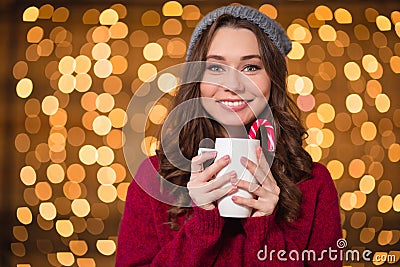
248, 119, 275, 151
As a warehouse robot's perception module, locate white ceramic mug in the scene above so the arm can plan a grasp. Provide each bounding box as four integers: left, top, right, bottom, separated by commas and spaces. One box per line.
198, 138, 259, 217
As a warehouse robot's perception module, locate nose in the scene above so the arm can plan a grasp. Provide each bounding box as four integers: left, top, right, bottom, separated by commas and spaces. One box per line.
221, 67, 245, 93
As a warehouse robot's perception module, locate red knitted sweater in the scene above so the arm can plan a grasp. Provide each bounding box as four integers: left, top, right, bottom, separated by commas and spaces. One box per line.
116, 156, 342, 266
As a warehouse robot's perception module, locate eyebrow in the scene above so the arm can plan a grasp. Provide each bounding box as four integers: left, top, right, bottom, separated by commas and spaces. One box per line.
205, 54, 261, 61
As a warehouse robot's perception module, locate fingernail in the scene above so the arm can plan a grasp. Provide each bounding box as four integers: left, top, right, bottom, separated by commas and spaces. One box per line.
229, 170, 237, 177
240, 157, 247, 165
224, 155, 230, 161
232, 196, 237, 201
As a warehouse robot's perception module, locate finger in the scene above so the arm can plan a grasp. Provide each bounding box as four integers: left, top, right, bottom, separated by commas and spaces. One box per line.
213, 185, 237, 200
231, 196, 257, 208
207, 170, 236, 191
190, 151, 217, 175
256, 146, 277, 187
235, 179, 269, 198
202, 155, 230, 181
240, 156, 267, 185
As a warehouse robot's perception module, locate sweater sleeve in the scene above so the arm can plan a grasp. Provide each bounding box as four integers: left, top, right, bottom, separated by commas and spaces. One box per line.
302, 164, 342, 267
240, 163, 342, 267
116, 158, 226, 267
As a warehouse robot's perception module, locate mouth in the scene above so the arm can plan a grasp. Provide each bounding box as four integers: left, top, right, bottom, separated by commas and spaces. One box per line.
217, 99, 252, 111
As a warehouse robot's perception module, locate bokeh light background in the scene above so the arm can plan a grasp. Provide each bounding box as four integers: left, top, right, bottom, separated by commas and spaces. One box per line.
0, 0, 399, 266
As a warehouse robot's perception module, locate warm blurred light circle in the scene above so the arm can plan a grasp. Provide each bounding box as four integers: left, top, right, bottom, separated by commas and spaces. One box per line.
16, 78, 33, 98
138, 63, 157, 82
360, 175, 376, 194
344, 62, 361, 81
93, 115, 112, 136
96, 240, 116, 256
162, 1, 183, 16
71, 199, 90, 217
375, 93, 390, 113
143, 43, 163, 61
79, 145, 98, 165
327, 160, 344, 180
20, 166, 36, 186
39, 202, 57, 220
346, 94, 363, 113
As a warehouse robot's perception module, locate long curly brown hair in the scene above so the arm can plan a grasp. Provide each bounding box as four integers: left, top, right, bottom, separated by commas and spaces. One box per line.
156, 14, 313, 230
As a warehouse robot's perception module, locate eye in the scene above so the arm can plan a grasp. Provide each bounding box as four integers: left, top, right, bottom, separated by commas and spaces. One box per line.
206, 64, 225, 72
243, 64, 261, 72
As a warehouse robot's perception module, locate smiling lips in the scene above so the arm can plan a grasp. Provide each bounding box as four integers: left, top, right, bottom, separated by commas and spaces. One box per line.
217, 100, 250, 111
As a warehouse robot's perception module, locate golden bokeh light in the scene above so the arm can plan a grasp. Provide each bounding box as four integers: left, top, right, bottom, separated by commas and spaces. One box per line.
97, 146, 115, 166
287, 42, 305, 60
20, 166, 36, 186
315, 5, 333, 20
346, 94, 363, 113
340, 192, 357, 211
318, 25, 336, 41
334, 8, 352, 24
96, 93, 115, 113
376, 15, 392, 31
349, 158, 365, 178
16, 78, 33, 98
108, 108, 127, 128
99, 9, 119, 25
167, 37, 186, 58
23, 6, 39, 22
162, 1, 183, 16
138, 63, 157, 82
110, 55, 128, 74
375, 93, 390, 113
316, 103, 335, 123
327, 160, 344, 180
92, 43, 111, 60
93, 115, 112, 136
97, 185, 117, 203
360, 121, 377, 141
259, 4, 278, 19
97, 166, 117, 185
344, 62, 361, 81
17, 207, 33, 225
360, 175, 376, 194
27, 26, 44, 43
39, 202, 57, 220
388, 143, 400, 162
56, 252, 75, 266
92, 26, 111, 43
69, 240, 88, 256
110, 22, 129, 39
143, 43, 163, 61
142, 10, 160, 26
378, 195, 393, 213
79, 145, 98, 165
47, 164, 65, 184
96, 240, 116, 256
162, 19, 182, 35
94, 60, 113, 78
71, 199, 91, 217
41, 95, 59, 116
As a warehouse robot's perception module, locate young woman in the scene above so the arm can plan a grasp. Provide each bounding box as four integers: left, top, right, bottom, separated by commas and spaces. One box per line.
116, 5, 342, 266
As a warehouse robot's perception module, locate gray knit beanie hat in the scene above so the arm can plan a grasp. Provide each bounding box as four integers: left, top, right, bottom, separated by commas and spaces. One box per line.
186, 5, 292, 60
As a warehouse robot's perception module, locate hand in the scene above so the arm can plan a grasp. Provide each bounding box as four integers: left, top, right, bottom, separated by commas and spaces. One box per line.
187, 152, 238, 210
232, 146, 280, 217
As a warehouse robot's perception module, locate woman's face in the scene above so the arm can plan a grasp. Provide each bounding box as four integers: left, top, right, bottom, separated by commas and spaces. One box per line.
200, 27, 272, 126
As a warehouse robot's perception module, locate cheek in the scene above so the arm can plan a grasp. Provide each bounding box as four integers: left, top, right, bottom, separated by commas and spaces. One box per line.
199, 82, 216, 97
252, 78, 272, 100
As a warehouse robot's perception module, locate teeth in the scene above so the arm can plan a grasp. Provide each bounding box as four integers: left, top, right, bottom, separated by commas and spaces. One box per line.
220, 101, 246, 107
